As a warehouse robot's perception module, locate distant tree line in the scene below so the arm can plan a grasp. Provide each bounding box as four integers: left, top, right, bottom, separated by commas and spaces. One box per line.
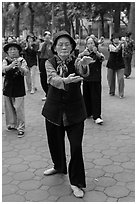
2, 2, 134, 38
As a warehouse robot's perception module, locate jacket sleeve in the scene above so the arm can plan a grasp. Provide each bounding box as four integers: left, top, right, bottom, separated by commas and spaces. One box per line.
45, 60, 66, 90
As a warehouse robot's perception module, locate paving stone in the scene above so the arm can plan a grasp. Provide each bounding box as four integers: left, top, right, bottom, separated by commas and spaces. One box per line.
48, 184, 71, 196
18, 180, 41, 190
2, 184, 19, 196
103, 165, 123, 173
107, 197, 118, 202
84, 191, 107, 202
114, 172, 134, 182
111, 154, 130, 162
41, 175, 64, 186
4, 158, 23, 165
121, 161, 135, 170
2, 175, 13, 184
126, 182, 135, 191
118, 196, 135, 202
29, 160, 46, 169
102, 149, 119, 156
2, 194, 25, 202
24, 155, 42, 161
93, 158, 112, 166
85, 162, 94, 169
94, 176, 116, 187
2, 167, 8, 175
2, 146, 13, 152
57, 195, 84, 202
2, 151, 18, 158
13, 171, 34, 181
104, 185, 129, 198
8, 164, 29, 172
85, 152, 102, 160
25, 189, 49, 201
86, 168, 105, 178
19, 149, 36, 155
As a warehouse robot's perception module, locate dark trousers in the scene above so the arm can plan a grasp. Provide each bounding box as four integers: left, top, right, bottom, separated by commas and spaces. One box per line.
39, 59, 49, 96
83, 81, 101, 120
45, 119, 86, 188
124, 55, 132, 77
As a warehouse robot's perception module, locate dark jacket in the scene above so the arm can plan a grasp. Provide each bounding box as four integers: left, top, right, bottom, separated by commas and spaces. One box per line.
40, 41, 53, 60
106, 45, 125, 70
42, 56, 87, 126
3, 58, 26, 97
84, 52, 103, 82
23, 44, 38, 67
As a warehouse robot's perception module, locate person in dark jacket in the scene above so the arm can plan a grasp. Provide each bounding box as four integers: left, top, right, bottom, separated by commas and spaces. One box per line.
39, 31, 54, 100
77, 36, 105, 124
23, 34, 38, 94
42, 31, 93, 198
123, 32, 135, 78
106, 33, 125, 98
2, 40, 28, 137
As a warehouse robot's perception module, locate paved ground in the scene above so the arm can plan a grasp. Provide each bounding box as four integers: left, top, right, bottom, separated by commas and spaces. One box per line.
2, 61, 135, 202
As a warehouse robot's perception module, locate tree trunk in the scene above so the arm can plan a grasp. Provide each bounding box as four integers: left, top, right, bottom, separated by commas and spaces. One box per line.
62, 2, 70, 33
100, 13, 105, 37
113, 3, 121, 33
14, 3, 20, 37
28, 3, 35, 34
128, 2, 135, 40
75, 16, 80, 35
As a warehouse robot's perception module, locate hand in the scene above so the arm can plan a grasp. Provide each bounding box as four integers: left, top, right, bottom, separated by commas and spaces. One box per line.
81, 56, 95, 66
11, 60, 18, 69
63, 73, 83, 84
93, 46, 98, 53
83, 50, 90, 56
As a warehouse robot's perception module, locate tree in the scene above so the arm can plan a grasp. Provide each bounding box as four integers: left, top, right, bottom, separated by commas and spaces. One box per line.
14, 2, 25, 37
128, 2, 135, 39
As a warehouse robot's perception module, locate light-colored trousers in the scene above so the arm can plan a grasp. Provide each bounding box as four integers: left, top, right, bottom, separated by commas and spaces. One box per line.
107, 68, 125, 97
26, 65, 37, 91
4, 96, 25, 131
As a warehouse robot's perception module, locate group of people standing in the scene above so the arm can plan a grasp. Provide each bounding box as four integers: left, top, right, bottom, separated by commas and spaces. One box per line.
2, 30, 134, 198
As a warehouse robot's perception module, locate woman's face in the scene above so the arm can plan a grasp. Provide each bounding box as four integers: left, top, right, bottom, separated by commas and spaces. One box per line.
7, 47, 19, 59
27, 36, 34, 43
86, 38, 95, 51
113, 38, 119, 44
55, 37, 72, 59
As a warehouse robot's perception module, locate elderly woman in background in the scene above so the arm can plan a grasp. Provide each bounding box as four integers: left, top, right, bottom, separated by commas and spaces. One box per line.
42, 31, 93, 198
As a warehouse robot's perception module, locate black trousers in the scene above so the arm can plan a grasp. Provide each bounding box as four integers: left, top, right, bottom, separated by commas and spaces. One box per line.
124, 55, 132, 77
45, 119, 86, 188
83, 81, 102, 120
39, 59, 49, 96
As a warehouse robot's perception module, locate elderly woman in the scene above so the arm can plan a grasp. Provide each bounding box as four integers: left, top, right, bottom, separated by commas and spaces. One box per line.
2, 40, 28, 137
42, 31, 93, 198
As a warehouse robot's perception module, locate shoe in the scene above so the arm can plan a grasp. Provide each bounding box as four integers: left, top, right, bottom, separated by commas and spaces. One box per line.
109, 93, 115, 96
30, 90, 35, 94
94, 118, 103, 124
44, 168, 58, 176
42, 97, 46, 101
119, 95, 124, 99
7, 126, 16, 131
71, 185, 84, 198
18, 131, 24, 138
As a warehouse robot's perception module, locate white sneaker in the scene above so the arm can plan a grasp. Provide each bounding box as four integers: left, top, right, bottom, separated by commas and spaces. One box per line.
44, 168, 57, 176
71, 185, 84, 198
95, 118, 103, 124
30, 90, 35, 94
42, 97, 46, 101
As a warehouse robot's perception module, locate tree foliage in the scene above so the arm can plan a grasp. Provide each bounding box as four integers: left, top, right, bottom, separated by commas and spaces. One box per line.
2, 2, 133, 38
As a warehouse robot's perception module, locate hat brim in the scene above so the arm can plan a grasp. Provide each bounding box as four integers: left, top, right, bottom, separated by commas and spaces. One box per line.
51, 33, 76, 54
3, 43, 22, 53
